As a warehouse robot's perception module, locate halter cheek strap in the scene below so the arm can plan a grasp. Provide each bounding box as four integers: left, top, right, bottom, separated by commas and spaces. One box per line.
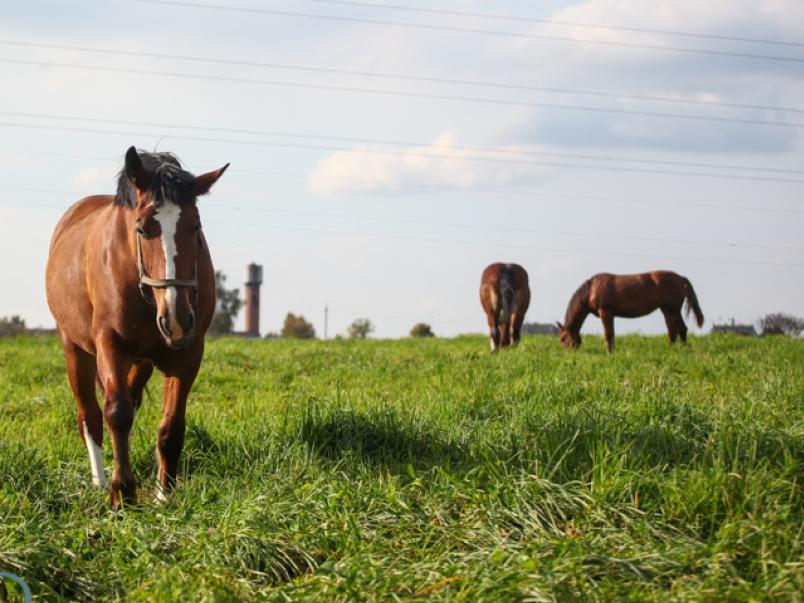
136, 231, 198, 306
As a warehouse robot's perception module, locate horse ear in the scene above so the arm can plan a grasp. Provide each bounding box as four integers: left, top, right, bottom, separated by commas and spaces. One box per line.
124, 146, 148, 189
193, 163, 230, 197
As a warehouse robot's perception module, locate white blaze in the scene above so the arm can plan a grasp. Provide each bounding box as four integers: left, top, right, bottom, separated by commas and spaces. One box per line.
153, 202, 182, 327
83, 421, 108, 489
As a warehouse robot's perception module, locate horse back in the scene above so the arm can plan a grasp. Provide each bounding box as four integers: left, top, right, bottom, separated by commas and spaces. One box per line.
589, 271, 687, 317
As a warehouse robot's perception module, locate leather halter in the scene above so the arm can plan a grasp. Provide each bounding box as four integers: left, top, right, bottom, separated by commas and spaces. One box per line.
136, 230, 198, 306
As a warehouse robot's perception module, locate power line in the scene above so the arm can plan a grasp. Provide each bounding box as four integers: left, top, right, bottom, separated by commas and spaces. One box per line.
224, 205, 804, 252
9, 189, 801, 267
2, 162, 801, 216
3, 39, 801, 114
205, 219, 804, 269
4, 110, 801, 176
299, 0, 804, 49
242, 169, 804, 216
125, 0, 804, 64
3, 154, 800, 216
3, 186, 798, 251
5, 59, 802, 131
3, 120, 804, 184
13, 189, 795, 268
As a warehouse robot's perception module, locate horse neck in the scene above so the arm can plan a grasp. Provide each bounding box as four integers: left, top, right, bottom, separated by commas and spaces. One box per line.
107, 204, 140, 278
565, 296, 590, 335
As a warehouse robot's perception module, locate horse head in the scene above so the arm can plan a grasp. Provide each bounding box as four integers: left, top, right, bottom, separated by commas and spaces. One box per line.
556, 321, 581, 349
120, 147, 228, 349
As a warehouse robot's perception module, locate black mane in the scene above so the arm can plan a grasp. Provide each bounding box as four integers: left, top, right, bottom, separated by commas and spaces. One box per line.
114, 151, 197, 208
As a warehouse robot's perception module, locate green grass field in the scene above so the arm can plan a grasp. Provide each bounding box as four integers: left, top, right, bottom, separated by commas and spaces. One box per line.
0, 334, 802, 601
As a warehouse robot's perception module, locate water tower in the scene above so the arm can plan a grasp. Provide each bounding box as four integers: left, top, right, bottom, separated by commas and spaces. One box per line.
244, 263, 263, 337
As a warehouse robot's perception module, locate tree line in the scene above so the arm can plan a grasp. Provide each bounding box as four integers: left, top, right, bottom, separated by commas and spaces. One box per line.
1, 271, 801, 339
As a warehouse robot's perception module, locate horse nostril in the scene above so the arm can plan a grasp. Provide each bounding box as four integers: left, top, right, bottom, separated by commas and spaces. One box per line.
158, 315, 172, 338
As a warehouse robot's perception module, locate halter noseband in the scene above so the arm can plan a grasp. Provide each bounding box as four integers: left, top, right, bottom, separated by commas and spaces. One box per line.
136, 230, 198, 306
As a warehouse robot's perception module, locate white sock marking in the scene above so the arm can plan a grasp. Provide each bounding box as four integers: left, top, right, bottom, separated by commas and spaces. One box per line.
155, 456, 169, 503
83, 421, 108, 489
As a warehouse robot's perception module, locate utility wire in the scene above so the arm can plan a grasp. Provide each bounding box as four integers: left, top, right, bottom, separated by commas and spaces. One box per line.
206, 219, 804, 269
2, 152, 799, 216
3, 187, 798, 251
7, 189, 797, 267
2, 39, 801, 114
299, 0, 804, 49
4, 110, 801, 176
225, 204, 804, 251
3, 120, 804, 184
241, 168, 804, 215
3, 58, 802, 130
125, 0, 804, 64
302, 0, 804, 47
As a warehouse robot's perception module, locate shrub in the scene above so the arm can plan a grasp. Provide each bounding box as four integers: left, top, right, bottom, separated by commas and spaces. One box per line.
758, 313, 804, 337
0, 315, 26, 337
209, 271, 242, 335
282, 313, 316, 339
347, 318, 374, 339
409, 323, 434, 337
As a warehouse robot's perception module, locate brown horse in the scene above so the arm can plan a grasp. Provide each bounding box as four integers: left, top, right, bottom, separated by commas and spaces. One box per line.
480, 263, 531, 351
46, 147, 228, 508
557, 271, 703, 353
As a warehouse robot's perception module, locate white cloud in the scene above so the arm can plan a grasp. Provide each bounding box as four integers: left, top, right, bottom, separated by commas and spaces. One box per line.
479, 0, 804, 151
307, 132, 556, 195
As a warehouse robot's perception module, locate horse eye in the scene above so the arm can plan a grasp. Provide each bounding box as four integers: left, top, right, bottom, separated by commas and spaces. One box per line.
194, 224, 202, 232
135, 225, 145, 236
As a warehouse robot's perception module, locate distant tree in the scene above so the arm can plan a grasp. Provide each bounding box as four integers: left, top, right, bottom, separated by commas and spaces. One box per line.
409, 322, 434, 338
0, 315, 26, 337
347, 318, 374, 339
209, 271, 243, 335
758, 313, 804, 337
282, 313, 316, 339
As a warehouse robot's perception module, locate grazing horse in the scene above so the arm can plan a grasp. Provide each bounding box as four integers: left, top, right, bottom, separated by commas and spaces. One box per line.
557, 271, 703, 353
46, 147, 228, 508
479, 263, 531, 351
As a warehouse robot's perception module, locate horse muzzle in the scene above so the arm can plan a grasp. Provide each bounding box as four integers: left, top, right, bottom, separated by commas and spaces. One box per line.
157, 310, 195, 349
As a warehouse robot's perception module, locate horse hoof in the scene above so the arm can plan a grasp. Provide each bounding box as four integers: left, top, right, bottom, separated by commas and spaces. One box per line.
154, 484, 169, 504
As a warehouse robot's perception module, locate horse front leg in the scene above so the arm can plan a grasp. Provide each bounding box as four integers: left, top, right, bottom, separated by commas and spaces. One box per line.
128, 361, 154, 414
95, 331, 136, 509
599, 310, 615, 353
156, 350, 202, 502
61, 335, 107, 489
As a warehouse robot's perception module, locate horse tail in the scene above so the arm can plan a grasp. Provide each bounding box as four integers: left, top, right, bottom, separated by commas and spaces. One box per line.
499, 265, 516, 321
683, 277, 704, 328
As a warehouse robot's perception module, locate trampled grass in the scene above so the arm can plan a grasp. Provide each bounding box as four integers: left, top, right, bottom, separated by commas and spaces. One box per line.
0, 334, 802, 601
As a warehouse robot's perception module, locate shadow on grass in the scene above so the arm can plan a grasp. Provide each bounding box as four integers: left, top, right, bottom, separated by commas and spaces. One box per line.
137, 400, 801, 488
298, 404, 471, 471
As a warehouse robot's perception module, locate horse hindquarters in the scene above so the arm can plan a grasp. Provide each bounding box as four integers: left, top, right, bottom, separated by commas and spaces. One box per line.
661, 308, 688, 344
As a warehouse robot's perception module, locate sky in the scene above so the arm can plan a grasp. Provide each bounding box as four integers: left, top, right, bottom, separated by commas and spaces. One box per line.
1, 0, 802, 338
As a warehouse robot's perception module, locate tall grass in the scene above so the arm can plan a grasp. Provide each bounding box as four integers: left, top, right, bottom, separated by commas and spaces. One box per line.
0, 334, 801, 601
